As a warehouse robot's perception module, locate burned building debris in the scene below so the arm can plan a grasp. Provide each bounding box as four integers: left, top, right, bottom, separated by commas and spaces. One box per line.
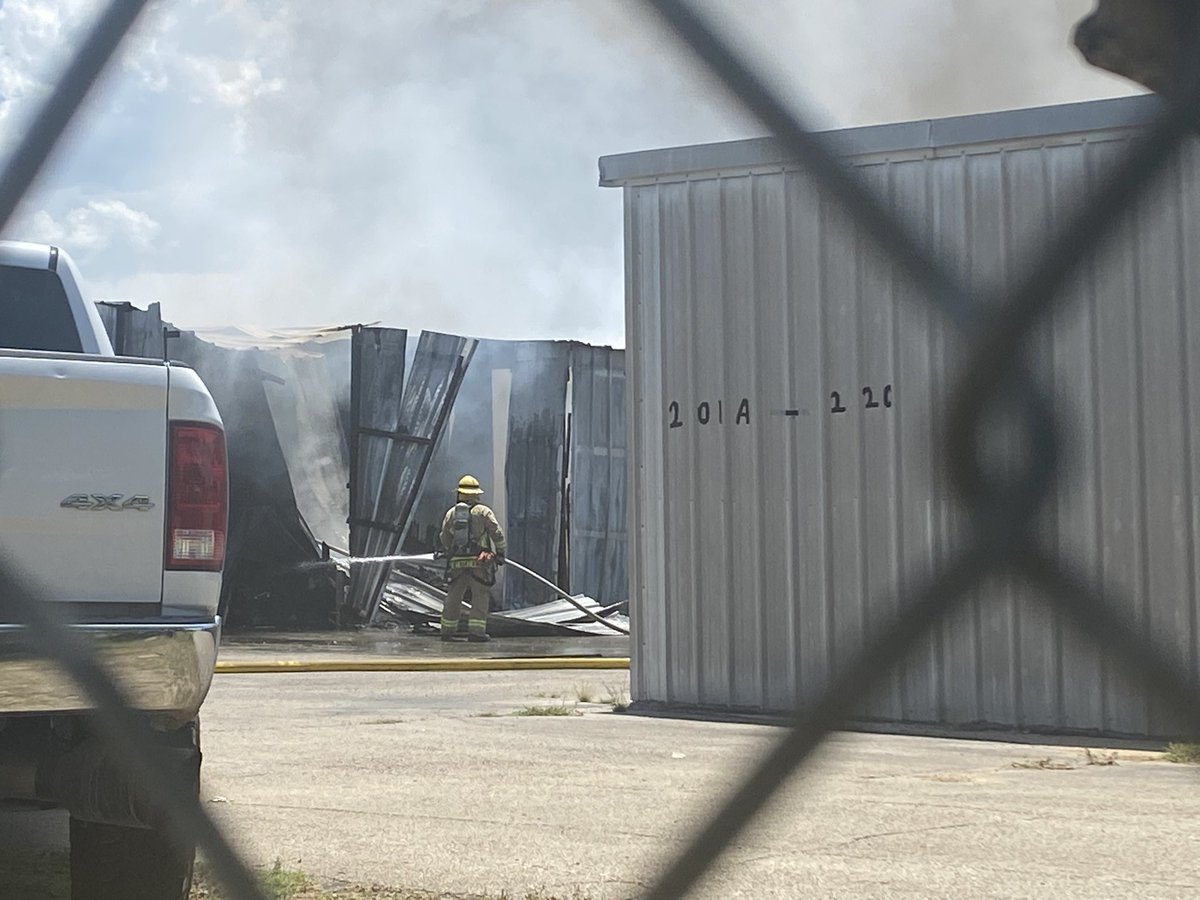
95, 301, 628, 635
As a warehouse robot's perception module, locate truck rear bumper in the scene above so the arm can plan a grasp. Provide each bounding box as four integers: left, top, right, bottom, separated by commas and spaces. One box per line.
0, 618, 220, 721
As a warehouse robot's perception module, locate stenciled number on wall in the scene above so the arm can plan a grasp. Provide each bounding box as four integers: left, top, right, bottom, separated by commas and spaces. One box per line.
667, 398, 751, 429
831, 384, 893, 414
664, 385, 894, 431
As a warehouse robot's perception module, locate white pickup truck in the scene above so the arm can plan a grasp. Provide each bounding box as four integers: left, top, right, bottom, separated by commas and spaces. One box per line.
0, 240, 226, 899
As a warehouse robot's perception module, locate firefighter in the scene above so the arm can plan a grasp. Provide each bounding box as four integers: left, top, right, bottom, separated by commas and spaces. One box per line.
438, 474, 507, 642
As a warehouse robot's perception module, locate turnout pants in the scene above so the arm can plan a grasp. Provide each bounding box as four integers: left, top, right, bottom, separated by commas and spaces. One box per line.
441, 569, 491, 636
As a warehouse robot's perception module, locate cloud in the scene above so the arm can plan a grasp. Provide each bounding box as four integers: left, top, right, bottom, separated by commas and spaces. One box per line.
0, 1, 1143, 346
25, 198, 160, 252
0, 0, 93, 126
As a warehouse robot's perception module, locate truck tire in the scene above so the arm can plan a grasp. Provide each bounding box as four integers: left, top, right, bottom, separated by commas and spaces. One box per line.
69, 816, 195, 900
69, 718, 200, 900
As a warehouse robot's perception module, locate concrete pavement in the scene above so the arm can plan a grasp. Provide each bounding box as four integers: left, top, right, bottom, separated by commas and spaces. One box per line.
202, 669, 1198, 898
4, 665, 1199, 898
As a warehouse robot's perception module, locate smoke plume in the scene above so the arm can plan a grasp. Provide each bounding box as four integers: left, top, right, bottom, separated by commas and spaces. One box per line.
0, 1, 1140, 346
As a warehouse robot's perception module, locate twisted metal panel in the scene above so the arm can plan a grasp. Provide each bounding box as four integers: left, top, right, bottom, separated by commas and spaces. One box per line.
349, 330, 476, 620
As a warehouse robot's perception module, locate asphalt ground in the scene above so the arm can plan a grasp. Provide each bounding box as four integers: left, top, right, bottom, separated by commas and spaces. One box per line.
5, 660, 1200, 899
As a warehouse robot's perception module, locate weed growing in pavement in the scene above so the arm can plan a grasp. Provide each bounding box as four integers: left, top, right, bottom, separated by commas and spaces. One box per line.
601, 681, 630, 711
1084, 748, 1118, 766
1011, 757, 1075, 770
1165, 742, 1200, 763
574, 683, 597, 703
261, 859, 314, 898
192, 858, 312, 899
193, 860, 597, 898
510, 704, 580, 717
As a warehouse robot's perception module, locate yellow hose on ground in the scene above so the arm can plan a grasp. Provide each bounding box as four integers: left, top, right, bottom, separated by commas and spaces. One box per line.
216, 657, 630, 674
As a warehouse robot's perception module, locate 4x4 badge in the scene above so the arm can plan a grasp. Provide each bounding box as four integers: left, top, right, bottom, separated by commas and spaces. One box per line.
61, 494, 155, 512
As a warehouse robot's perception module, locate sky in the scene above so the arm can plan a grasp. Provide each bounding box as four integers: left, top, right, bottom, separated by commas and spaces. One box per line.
0, 0, 1141, 346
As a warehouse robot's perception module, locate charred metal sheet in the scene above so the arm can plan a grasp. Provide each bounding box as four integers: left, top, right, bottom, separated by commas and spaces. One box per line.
566, 345, 628, 606
96, 300, 166, 358
375, 565, 630, 637
409, 338, 630, 611
410, 338, 560, 609
96, 302, 629, 627
95, 303, 340, 626
258, 335, 354, 555
348, 331, 477, 622
167, 331, 323, 625
503, 342, 570, 607
409, 339, 517, 558
348, 326, 407, 554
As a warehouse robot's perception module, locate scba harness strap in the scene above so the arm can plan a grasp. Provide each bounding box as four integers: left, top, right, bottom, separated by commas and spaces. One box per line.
449, 502, 478, 556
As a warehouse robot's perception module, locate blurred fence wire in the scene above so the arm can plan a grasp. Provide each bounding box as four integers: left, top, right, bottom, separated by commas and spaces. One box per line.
3, 1, 1199, 898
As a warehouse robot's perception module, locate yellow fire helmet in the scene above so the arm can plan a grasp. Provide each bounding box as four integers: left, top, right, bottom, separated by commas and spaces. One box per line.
457, 474, 484, 496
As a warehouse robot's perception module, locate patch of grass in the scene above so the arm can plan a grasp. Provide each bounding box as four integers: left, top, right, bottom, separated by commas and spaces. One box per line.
261, 859, 315, 898
195, 863, 595, 898
1165, 742, 1200, 763
471, 712, 502, 718
1084, 748, 1118, 766
24, 847, 594, 900
194, 858, 313, 899
529, 691, 562, 699
601, 680, 630, 712
574, 683, 597, 703
510, 703, 579, 717
1011, 757, 1075, 770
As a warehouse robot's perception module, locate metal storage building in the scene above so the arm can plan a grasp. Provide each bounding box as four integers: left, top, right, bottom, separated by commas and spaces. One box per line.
601, 94, 1200, 738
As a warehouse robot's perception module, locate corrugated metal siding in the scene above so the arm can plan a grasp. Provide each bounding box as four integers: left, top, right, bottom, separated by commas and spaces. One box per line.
412, 339, 515, 557
407, 338, 629, 610
567, 345, 628, 605
348, 326, 408, 558
348, 330, 476, 621
95, 301, 165, 358
258, 337, 353, 554
617, 114, 1200, 737
504, 343, 570, 607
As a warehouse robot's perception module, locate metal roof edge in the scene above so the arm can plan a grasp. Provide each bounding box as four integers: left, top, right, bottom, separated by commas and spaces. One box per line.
598, 93, 1162, 186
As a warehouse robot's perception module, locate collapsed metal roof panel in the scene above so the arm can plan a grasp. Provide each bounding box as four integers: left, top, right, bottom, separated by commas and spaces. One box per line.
376, 566, 630, 637
258, 339, 353, 554
173, 323, 363, 350
97, 301, 629, 631
348, 330, 477, 621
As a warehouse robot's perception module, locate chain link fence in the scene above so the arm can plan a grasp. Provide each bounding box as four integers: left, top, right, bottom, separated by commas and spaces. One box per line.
2, 1, 1198, 898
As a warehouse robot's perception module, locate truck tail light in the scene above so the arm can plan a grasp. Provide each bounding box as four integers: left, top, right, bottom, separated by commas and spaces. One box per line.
166, 422, 228, 571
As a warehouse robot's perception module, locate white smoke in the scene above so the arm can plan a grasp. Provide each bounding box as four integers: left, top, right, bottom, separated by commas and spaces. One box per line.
0, 1, 1140, 346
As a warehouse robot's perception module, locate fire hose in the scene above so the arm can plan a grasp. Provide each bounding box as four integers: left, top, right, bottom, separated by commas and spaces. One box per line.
500, 557, 629, 636
321, 551, 630, 636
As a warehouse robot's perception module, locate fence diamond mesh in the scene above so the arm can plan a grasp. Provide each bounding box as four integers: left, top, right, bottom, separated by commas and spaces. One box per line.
1, 1, 1196, 898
